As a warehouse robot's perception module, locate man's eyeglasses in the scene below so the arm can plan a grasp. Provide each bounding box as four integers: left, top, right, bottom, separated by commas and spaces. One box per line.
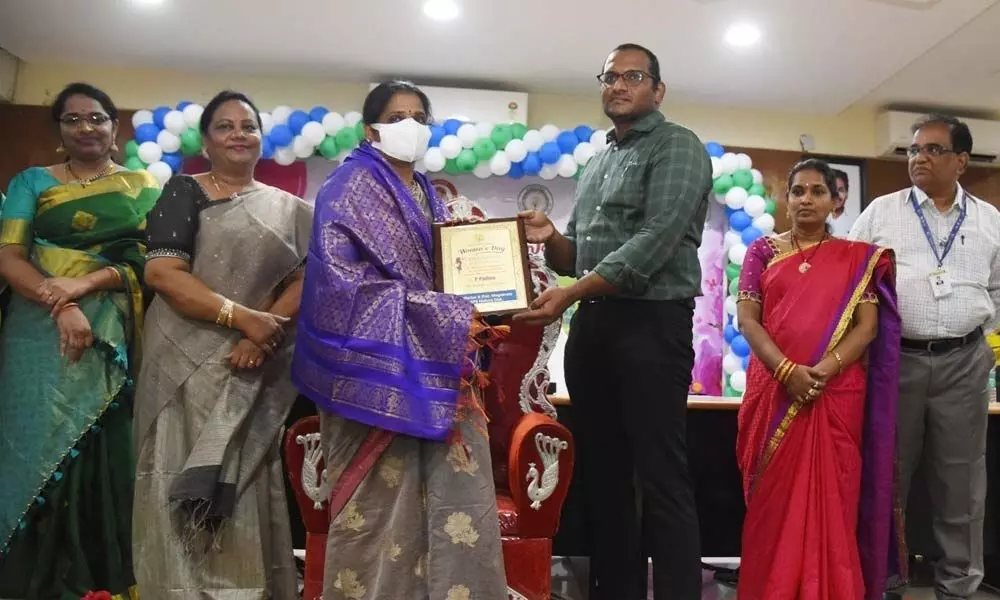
596, 70, 656, 88
907, 144, 956, 158
59, 113, 112, 128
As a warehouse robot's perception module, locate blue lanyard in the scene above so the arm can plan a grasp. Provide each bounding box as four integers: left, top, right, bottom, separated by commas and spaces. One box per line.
909, 188, 967, 268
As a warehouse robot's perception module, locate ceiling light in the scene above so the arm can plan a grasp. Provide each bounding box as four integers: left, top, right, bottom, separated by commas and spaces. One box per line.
424, 0, 459, 21
724, 23, 761, 48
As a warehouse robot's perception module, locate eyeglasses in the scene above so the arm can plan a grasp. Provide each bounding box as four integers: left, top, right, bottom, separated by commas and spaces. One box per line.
907, 143, 955, 158
59, 113, 112, 128
596, 70, 656, 88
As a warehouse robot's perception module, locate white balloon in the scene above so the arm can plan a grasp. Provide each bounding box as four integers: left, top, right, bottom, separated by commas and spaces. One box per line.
439, 135, 462, 159
540, 124, 561, 142
714, 193, 728, 205
724, 295, 738, 316
156, 130, 180, 154
573, 142, 596, 166
301, 121, 326, 146
711, 156, 722, 179
751, 168, 763, 185
475, 121, 494, 139
504, 139, 528, 163
557, 154, 578, 178
273, 146, 296, 166
271, 106, 292, 125
260, 112, 274, 135
131, 110, 154, 129
335, 150, 351, 163
753, 213, 776, 235
744, 194, 767, 218
473, 163, 492, 179
137, 141, 163, 165
732, 309, 740, 331
719, 152, 739, 175
457, 123, 479, 148
728, 243, 748, 265
344, 111, 363, 127
146, 161, 173, 186
590, 129, 609, 150
723, 352, 742, 375
322, 112, 345, 135
292, 135, 315, 159
730, 370, 747, 393
736, 153, 753, 171
489, 152, 512, 176
423, 148, 446, 172
414, 159, 427, 174
163, 110, 187, 135
725, 187, 749, 210
182, 104, 204, 129
539, 163, 558, 180
523, 130, 545, 153
724, 230, 743, 249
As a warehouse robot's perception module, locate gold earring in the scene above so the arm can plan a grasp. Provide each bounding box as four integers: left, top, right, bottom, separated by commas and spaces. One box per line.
56, 144, 65, 154
110, 142, 119, 153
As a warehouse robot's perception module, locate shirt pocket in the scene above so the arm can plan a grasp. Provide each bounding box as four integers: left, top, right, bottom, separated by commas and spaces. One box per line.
600, 152, 648, 214
950, 224, 993, 288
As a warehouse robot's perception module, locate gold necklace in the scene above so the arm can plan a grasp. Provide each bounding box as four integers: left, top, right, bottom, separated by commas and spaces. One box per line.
209, 172, 254, 198
790, 232, 828, 274
66, 161, 114, 186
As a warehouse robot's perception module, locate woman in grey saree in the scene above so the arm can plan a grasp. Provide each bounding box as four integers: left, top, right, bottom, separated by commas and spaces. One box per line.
132, 92, 312, 599
292, 82, 509, 599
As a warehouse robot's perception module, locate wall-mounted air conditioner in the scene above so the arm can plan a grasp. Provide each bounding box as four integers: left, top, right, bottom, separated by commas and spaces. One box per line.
876, 109, 1000, 164
369, 83, 528, 125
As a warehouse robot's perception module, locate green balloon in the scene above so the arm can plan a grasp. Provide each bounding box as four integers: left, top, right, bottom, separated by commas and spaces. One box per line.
732, 169, 754, 189
713, 174, 734, 195
444, 158, 461, 175
318, 136, 339, 159
124, 140, 139, 158
725, 262, 741, 281
473, 138, 498, 161
125, 157, 146, 171
335, 127, 359, 151
574, 165, 585, 180
764, 198, 777, 215
456, 148, 478, 172
728, 278, 739, 296
180, 129, 202, 157
511, 123, 528, 140
748, 183, 767, 198
724, 384, 741, 398
490, 124, 513, 149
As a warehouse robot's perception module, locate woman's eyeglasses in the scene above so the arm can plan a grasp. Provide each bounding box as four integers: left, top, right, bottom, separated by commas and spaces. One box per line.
596, 70, 656, 88
59, 113, 112, 128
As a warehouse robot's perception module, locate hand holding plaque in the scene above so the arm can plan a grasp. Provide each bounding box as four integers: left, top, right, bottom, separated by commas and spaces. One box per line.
433, 218, 534, 317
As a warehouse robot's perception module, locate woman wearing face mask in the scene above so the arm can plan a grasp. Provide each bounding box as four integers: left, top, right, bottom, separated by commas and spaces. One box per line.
0, 83, 160, 599
292, 80, 508, 599
132, 90, 312, 600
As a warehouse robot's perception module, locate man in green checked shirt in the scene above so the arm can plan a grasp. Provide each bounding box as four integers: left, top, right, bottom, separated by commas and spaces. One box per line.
515, 43, 712, 600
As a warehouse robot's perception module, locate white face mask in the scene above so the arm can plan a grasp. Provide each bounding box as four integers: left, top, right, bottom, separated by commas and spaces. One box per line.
371, 118, 431, 163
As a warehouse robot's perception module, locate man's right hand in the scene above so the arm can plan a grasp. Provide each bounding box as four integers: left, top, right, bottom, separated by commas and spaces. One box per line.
517, 210, 556, 243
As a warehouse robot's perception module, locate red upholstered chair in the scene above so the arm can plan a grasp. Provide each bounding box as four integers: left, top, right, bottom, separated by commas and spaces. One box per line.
283, 196, 575, 600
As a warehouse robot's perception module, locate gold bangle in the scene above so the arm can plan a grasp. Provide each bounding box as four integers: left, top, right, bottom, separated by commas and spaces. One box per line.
59, 302, 80, 313
773, 358, 790, 380
105, 266, 122, 286
831, 350, 844, 373
226, 303, 235, 328
777, 361, 797, 385
216, 299, 234, 327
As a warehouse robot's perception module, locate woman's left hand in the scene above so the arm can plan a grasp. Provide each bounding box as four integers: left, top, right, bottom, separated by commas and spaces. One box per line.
810, 356, 841, 383
226, 338, 266, 370
39, 277, 93, 315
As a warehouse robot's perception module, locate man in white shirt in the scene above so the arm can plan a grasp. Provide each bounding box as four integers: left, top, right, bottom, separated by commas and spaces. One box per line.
827, 168, 853, 237
850, 114, 1000, 599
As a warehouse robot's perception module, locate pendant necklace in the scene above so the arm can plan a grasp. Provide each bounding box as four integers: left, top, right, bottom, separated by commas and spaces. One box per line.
791, 232, 828, 274
210, 172, 255, 201
66, 161, 114, 187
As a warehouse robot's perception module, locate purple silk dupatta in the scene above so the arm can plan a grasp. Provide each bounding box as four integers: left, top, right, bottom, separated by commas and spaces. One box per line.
292, 143, 474, 440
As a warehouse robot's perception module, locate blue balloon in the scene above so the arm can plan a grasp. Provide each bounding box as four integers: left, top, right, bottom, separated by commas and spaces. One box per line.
522, 153, 542, 175
724, 324, 739, 345
429, 125, 446, 147
729, 209, 752, 232
287, 110, 310, 135
269, 124, 294, 148
731, 335, 751, 358
705, 141, 725, 158
262, 137, 275, 160
574, 125, 594, 143
538, 142, 561, 165
135, 123, 160, 144
741, 354, 750, 370
741, 226, 763, 246
152, 106, 171, 129
724, 205, 735, 218
443, 119, 462, 135
176, 101, 192, 111
557, 131, 578, 154
309, 106, 329, 122
508, 162, 525, 179
161, 152, 183, 173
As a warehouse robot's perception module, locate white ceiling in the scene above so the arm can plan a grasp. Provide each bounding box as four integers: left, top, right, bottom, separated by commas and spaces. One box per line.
1, 0, 999, 114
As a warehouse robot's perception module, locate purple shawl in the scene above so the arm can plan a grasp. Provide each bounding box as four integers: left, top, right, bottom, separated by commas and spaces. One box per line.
292, 143, 474, 440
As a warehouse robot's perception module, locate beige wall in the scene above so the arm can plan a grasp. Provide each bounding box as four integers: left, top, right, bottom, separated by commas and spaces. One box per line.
14, 61, 879, 156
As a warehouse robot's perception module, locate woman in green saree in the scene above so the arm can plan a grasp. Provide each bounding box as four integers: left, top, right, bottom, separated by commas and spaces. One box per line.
0, 83, 160, 600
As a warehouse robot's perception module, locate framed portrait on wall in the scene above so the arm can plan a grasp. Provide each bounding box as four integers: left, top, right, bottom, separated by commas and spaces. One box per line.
805, 155, 867, 238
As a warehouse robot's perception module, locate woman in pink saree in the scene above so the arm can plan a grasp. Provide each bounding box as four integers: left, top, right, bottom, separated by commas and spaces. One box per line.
735, 159, 905, 599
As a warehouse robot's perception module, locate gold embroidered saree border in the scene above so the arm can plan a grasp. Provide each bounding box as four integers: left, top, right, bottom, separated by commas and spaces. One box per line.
0, 219, 30, 247
35, 171, 158, 217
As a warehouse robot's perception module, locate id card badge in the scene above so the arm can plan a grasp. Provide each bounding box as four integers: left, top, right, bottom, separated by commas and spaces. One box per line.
929, 268, 954, 299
